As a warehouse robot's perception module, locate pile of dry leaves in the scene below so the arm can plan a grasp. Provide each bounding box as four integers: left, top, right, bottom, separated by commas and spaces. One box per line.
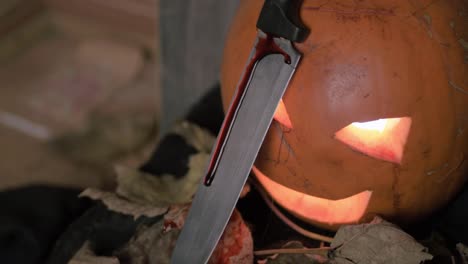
67, 121, 467, 264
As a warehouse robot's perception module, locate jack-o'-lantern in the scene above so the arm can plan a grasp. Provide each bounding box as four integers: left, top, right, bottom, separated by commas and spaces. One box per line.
221, 0, 468, 229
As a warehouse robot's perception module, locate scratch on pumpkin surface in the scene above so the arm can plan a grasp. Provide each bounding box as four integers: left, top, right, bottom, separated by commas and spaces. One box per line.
459, 39, 468, 50
459, 128, 465, 136
268, 122, 296, 165
304, 7, 395, 16
407, 4, 452, 47
408, 0, 443, 17
286, 165, 298, 177
304, 0, 396, 17
435, 153, 465, 183
423, 13, 432, 25
404, 0, 442, 39
459, 39, 468, 64
449, 81, 468, 95
422, 13, 434, 38
426, 163, 449, 176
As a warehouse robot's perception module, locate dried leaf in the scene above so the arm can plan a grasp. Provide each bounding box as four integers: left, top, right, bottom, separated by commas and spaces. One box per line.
115, 121, 215, 205
69, 241, 120, 264
456, 243, 468, 263
115, 154, 208, 205
80, 188, 167, 219
116, 220, 180, 264
330, 217, 433, 264
256, 241, 326, 264
171, 121, 216, 153
163, 204, 191, 232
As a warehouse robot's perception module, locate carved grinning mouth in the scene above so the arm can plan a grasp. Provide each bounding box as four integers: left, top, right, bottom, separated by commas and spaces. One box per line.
253, 166, 372, 226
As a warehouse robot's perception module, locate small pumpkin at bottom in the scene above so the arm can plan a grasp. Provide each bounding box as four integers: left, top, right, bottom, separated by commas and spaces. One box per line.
221, 0, 468, 229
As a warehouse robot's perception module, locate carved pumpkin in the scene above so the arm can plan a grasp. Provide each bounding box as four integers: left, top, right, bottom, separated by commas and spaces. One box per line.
221, 0, 468, 229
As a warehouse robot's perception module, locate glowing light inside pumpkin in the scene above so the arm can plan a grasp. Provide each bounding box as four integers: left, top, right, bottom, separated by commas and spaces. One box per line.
351, 119, 388, 132
335, 117, 412, 164
273, 99, 293, 129
253, 167, 372, 226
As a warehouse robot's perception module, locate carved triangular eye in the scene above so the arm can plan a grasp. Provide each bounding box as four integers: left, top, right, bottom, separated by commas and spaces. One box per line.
274, 99, 292, 129
334, 117, 412, 164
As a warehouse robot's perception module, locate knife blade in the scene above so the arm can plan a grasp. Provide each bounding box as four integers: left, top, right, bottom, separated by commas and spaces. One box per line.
171, 1, 309, 263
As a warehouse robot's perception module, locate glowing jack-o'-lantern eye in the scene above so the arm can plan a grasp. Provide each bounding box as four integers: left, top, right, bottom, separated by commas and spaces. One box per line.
274, 99, 293, 129
334, 117, 412, 164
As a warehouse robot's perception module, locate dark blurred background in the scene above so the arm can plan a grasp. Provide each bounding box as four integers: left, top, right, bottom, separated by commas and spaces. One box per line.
0, 0, 238, 190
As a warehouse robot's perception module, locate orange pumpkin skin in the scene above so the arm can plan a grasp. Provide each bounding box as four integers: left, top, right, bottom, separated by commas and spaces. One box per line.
221, 0, 468, 229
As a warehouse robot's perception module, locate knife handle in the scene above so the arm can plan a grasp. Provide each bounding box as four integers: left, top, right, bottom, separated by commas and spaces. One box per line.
256, 0, 309, 43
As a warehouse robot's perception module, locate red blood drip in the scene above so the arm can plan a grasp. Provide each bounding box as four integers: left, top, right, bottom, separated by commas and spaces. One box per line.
163, 220, 178, 232
204, 34, 291, 186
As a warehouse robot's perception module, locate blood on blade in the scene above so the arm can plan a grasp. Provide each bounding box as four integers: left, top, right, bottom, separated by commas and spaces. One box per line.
204, 34, 291, 186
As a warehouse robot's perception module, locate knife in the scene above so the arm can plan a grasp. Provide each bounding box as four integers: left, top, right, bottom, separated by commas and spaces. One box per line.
171, 1, 309, 263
